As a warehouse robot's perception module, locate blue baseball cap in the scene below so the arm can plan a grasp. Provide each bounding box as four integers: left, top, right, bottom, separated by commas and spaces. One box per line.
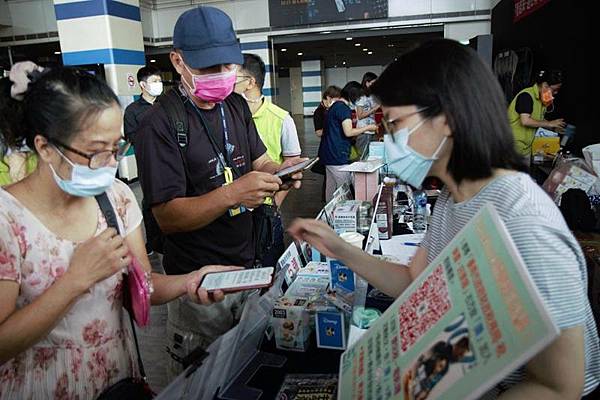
173, 7, 243, 69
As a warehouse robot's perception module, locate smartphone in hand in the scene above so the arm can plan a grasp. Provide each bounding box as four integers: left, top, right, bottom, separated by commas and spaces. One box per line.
275, 157, 319, 183
198, 267, 275, 293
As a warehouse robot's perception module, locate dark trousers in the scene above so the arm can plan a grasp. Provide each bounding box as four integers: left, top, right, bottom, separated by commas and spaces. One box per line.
260, 215, 285, 268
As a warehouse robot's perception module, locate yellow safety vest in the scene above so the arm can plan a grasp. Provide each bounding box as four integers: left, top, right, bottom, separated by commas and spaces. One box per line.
252, 99, 288, 164
508, 84, 546, 157
0, 153, 38, 187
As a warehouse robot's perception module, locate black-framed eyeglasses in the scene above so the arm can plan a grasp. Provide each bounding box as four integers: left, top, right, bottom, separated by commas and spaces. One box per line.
381, 107, 430, 135
49, 138, 130, 169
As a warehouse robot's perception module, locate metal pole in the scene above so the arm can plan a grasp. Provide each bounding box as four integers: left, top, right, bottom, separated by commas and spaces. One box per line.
270, 38, 277, 101
7, 46, 14, 67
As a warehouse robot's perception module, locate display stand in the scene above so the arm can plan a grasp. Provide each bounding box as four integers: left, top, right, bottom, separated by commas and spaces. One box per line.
218, 351, 286, 400
156, 269, 288, 400
340, 160, 384, 201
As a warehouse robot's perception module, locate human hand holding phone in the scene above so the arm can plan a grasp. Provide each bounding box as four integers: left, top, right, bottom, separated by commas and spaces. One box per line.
198, 267, 275, 294
185, 265, 244, 305
276, 157, 318, 190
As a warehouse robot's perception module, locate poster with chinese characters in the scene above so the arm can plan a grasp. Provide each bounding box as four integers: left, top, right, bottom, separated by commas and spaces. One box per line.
338, 204, 559, 400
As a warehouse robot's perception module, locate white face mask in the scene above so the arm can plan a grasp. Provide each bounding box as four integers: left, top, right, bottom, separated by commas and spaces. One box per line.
144, 81, 163, 97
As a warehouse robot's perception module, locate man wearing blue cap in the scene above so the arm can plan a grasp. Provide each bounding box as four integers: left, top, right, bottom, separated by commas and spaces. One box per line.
135, 6, 303, 379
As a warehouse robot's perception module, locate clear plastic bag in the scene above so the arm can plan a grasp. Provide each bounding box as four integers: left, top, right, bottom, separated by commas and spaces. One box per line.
542, 157, 598, 205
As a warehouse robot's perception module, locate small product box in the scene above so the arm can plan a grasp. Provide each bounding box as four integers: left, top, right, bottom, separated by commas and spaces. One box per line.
323, 285, 354, 314
272, 296, 312, 352
285, 274, 330, 298
316, 311, 347, 350
328, 259, 355, 292
299, 261, 330, 277
333, 201, 360, 234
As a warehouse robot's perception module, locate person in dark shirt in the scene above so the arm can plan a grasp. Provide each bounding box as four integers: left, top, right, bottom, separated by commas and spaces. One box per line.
123, 65, 162, 145
134, 6, 303, 379
313, 86, 341, 201
124, 65, 163, 255
319, 81, 376, 201
313, 85, 341, 137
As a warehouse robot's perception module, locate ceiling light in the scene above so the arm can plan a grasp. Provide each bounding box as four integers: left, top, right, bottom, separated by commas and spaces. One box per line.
150, 59, 156, 63
355, 43, 361, 47
54, 51, 61, 55
387, 44, 395, 48
297, 52, 303, 56
281, 48, 287, 52
363, 48, 368, 52
321, 31, 331, 34
368, 51, 373, 55
343, 61, 346, 65
346, 37, 353, 41
459, 39, 470, 45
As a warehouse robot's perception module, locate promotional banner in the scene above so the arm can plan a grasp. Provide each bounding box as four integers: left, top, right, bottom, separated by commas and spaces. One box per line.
514, 0, 550, 22
269, 0, 388, 27
338, 204, 559, 399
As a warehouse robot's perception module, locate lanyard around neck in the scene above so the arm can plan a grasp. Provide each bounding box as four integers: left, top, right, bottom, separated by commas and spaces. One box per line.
188, 100, 239, 178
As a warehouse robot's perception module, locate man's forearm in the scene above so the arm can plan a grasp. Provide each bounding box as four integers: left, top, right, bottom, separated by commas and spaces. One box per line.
153, 186, 235, 234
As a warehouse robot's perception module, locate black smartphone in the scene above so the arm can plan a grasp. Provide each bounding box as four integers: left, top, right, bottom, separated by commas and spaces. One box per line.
275, 157, 319, 182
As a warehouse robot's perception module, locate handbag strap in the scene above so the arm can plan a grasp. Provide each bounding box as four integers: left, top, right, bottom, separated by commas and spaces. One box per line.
95, 192, 148, 380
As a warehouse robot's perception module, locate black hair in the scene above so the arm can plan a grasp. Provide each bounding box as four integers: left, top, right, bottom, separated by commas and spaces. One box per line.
0, 77, 21, 155
0, 67, 120, 153
455, 337, 470, 350
361, 72, 378, 94
241, 53, 266, 89
370, 39, 526, 184
341, 81, 364, 104
322, 85, 342, 99
535, 69, 563, 86
137, 65, 161, 83
424, 353, 450, 377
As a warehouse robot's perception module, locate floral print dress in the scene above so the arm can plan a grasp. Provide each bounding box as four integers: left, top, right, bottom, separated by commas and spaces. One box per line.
0, 180, 143, 399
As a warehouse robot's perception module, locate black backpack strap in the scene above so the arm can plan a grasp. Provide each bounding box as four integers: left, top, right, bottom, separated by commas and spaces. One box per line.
158, 89, 197, 195
95, 192, 147, 380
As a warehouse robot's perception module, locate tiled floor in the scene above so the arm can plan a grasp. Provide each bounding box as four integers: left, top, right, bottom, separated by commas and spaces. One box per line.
131, 115, 324, 392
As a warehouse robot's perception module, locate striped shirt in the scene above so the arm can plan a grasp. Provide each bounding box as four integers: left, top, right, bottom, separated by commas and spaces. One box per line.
422, 172, 600, 396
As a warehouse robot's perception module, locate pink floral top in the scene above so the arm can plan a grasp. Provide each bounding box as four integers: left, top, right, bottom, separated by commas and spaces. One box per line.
0, 180, 143, 400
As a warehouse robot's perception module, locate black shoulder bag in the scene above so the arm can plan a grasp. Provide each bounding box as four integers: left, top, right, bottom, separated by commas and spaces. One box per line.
95, 193, 154, 400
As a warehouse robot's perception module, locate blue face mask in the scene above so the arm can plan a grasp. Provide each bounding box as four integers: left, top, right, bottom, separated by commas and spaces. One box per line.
49, 147, 117, 197
384, 118, 447, 189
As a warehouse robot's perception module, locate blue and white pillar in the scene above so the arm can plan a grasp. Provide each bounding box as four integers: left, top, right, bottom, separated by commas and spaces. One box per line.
239, 34, 275, 102
53, 0, 146, 180
301, 59, 323, 116
53, 0, 145, 102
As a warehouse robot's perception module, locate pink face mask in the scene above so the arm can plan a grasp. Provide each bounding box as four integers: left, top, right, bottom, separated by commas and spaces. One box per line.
183, 64, 236, 103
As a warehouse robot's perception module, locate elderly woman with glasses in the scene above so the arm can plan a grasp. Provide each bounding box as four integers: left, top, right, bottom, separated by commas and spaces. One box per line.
289, 39, 600, 398
0, 67, 237, 399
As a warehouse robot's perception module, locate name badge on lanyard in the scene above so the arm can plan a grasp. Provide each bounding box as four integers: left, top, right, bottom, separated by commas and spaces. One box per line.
191, 101, 246, 217
223, 166, 246, 216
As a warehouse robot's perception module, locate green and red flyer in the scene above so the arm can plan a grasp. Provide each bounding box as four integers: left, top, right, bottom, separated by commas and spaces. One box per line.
338, 204, 559, 400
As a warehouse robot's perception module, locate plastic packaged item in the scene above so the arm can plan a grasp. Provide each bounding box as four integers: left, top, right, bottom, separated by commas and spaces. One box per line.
333, 201, 361, 234
340, 231, 365, 249
352, 307, 382, 329
412, 190, 427, 233
272, 296, 312, 352
373, 185, 394, 239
